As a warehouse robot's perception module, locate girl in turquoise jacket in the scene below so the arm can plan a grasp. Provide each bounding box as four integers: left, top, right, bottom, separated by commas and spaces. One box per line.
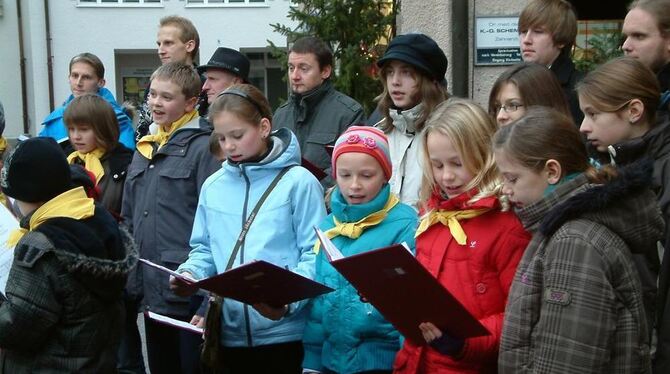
171, 84, 326, 373
302, 126, 418, 374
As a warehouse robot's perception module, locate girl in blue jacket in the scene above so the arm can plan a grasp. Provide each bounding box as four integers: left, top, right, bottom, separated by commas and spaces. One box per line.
170, 84, 326, 372
302, 126, 418, 374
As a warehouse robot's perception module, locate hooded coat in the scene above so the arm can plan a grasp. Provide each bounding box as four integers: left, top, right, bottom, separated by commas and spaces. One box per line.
177, 127, 326, 347
499, 161, 663, 374
0, 204, 137, 373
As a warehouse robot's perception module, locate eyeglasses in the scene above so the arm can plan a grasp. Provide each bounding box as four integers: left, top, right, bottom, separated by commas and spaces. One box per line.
496, 103, 524, 113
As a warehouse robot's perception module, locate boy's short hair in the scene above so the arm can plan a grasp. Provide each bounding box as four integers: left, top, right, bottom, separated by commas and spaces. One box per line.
518, 0, 578, 53
289, 36, 333, 70
69, 52, 105, 79
150, 62, 201, 99
159, 15, 200, 60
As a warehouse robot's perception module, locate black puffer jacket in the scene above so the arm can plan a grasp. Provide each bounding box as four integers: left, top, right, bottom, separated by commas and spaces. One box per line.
0, 204, 137, 373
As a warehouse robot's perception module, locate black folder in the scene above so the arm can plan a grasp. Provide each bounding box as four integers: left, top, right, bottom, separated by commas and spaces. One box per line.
315, 228, 489, 345
140, 258, 333, 306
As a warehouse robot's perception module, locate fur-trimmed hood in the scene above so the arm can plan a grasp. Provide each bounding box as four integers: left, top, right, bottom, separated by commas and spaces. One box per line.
533, 159, 664, 254
20, 205, 138, 301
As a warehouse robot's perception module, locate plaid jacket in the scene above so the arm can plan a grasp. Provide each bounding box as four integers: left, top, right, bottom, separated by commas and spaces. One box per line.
0, 206, 137, 373
499, 162, 663, 374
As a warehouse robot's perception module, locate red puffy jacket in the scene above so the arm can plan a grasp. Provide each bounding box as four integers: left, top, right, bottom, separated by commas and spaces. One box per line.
394, 192, 530, 374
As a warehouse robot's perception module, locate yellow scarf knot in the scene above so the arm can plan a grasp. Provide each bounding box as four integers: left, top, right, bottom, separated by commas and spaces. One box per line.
137, 110, 199, 159
415, 208, 491, 245
313, 193, 399, 254
67, 148, 106, 184
7, 187, 95, 247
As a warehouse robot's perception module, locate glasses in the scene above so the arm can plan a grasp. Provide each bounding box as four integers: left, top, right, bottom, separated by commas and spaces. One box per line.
496, 103, 524, 113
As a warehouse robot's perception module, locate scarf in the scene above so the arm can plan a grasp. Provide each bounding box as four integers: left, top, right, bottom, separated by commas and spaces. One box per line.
313, 192, 400, 254
0, 137, 7, 153
67, 148, 106, 184
7, 187, 95, 247
136, 110, 198, 159
416, 188, 496, 245
389, 103, 424, 135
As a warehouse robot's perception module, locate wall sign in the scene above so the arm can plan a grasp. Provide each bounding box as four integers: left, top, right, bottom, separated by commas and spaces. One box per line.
475, 16, 522, 66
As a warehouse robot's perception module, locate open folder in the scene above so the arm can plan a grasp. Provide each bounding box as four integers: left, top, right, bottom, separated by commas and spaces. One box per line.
140, 258, 333, 306
314, 228, 489, 345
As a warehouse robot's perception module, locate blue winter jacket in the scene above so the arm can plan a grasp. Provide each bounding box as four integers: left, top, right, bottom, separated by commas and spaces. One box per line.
303, 184, 418, 373
177, 127, 326, 347
40, 87, 136, 150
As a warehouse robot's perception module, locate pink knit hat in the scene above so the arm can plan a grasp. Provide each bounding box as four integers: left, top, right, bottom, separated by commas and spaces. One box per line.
331, 126, 392, 181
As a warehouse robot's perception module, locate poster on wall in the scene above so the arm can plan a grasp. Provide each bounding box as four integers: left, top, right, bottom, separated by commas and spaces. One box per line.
475, 17, 522, 66
120, 67, 155, 107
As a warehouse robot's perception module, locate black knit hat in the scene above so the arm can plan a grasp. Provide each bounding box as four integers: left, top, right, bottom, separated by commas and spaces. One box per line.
197, 47, 251, 83
377, 33, 448, 85
1, 137, 72, 203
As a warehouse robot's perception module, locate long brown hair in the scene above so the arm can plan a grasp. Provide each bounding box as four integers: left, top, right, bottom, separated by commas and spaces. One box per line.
488, 63, 570, 122
577, 57, 660, 126
208, 83, 272, 126
493, 106, 616, 184
375, 62, 448, 133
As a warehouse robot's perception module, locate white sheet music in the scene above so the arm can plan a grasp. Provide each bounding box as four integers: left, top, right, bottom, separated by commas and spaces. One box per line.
145, 311, 203, 335
314, 227, 344, 261
0, 204, 19, 294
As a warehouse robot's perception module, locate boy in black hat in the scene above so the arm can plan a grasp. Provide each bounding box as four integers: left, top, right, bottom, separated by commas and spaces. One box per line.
0, 137, 136, 372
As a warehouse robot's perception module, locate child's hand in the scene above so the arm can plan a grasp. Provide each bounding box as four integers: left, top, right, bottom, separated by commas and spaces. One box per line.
169, 273, 196, 297
419, 322, 443, 342
190, 314, 205, 328
420, 322, 465, 356
252, 303, 288, 321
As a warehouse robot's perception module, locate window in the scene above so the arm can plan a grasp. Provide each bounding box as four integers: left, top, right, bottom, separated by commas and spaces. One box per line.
185, 0, 266, 5
243, 50, 287, 110
78, 0, 161, 6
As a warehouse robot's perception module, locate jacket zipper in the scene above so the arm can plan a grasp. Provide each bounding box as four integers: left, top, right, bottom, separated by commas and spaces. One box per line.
241, 168, 254, 347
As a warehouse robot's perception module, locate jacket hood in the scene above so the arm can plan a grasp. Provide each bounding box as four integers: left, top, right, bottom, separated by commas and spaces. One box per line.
538, 159, 663, 254
32, 205, 138, 301
223, 127, 300, 176
42, 87, 129, 125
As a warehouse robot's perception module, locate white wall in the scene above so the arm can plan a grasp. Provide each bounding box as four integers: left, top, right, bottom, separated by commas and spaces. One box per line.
0, 0, 25, 138
1, 0, 295, 137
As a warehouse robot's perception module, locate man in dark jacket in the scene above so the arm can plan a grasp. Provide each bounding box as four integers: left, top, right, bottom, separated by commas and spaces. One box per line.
623, 3, 670, 372
518, 0, 584, 126
273, 36, 365, 188
0, 137, 137, 373
623, 0, 670, 111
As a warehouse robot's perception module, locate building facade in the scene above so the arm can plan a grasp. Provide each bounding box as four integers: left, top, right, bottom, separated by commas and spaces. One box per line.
1, 0, 295, 138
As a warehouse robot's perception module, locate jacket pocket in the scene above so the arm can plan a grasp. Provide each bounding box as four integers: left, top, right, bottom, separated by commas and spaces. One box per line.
305, 132, 337, 171
156, 167, 194, 203
160, 249, 191, 304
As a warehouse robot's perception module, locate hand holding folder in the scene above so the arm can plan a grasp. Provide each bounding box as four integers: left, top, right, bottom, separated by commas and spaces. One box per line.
314, 228, 489, 346
141, 258, 333, 306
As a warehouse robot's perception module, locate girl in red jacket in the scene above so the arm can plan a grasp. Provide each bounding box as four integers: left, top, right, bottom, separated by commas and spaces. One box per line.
393, 99, 531, 374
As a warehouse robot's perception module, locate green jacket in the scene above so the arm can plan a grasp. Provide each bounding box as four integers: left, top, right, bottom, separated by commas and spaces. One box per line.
0, 205, 137, 373
273, 80, 365, 187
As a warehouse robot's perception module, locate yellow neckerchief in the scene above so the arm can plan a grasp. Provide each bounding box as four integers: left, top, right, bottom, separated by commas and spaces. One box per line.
313, 193, 399, 254
0, 137, 7, 153
7, 187, 95, 247
415, 208, 491, 245
136, 110, 199, 159
67, 148, 106, 184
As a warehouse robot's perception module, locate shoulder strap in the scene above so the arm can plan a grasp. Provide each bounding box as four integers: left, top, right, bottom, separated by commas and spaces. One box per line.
224, 165, 295, 271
